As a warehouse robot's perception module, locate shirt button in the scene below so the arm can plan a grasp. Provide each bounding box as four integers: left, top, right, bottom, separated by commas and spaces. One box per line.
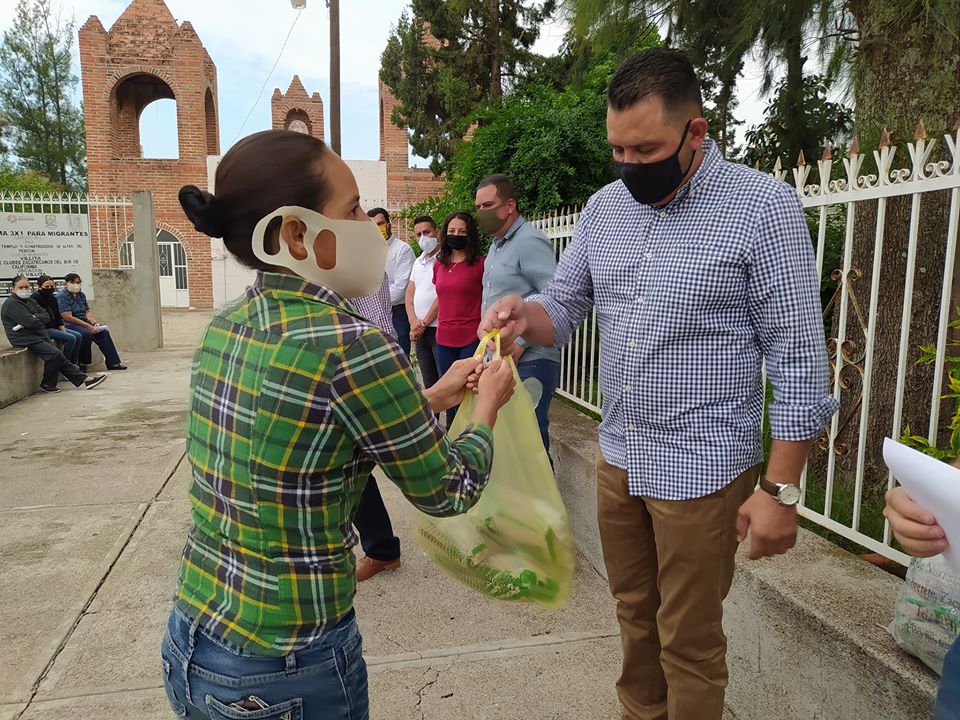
628, 340, 637, 348
624, 384, 632, 392
635, 296, 645, 305
658, 209, 668, 218
628, 424, 637, 431
645, 252, 654, 261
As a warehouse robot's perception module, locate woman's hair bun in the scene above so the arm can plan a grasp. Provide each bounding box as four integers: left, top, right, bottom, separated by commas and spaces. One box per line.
179, 185, 226, 238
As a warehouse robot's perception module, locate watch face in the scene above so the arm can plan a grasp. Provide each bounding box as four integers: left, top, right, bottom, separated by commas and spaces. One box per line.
779, 484, 802, 506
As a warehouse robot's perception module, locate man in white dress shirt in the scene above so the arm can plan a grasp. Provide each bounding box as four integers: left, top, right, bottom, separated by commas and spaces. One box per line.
368, 207, 415, 356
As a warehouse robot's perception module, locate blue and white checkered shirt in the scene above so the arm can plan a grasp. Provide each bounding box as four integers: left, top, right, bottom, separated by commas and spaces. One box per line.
530, 139, 838, 499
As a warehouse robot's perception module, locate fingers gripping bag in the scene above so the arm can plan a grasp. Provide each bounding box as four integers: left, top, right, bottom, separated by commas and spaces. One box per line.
415, 330, 575, 607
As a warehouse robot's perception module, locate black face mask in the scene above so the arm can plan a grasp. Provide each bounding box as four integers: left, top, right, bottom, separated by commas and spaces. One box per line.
445, 234, 467, 251
616, 121, 695, 206
39, 287, 54, 296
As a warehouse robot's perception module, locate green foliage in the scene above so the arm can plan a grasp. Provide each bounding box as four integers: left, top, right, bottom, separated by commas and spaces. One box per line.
380, 1, 556, 175
899, 314, 960, 462
0, 164, 59, 193
0, 0, 86, 190
740, 75, 854, 170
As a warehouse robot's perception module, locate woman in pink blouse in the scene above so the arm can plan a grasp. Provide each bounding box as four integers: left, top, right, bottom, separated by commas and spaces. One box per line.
433, 211, 485, 420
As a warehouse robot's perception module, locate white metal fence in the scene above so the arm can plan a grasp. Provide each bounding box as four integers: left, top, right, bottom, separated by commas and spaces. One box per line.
534, 127, 960, 564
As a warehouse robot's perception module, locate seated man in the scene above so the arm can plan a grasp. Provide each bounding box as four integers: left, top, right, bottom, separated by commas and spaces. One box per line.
56, 272, 127, 371
2, 274, 107, 393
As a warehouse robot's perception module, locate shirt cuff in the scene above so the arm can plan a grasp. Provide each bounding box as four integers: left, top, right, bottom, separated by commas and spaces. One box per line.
768, 395, 840, 441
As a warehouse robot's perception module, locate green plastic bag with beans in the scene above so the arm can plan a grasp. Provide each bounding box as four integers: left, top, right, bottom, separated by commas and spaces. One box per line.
415, 330, 575, 607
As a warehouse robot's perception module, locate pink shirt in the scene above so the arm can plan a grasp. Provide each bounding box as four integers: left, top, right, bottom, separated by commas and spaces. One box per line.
433, 257, 485, 347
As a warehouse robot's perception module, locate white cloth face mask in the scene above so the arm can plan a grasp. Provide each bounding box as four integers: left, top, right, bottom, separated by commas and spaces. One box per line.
251, 206, 387, 299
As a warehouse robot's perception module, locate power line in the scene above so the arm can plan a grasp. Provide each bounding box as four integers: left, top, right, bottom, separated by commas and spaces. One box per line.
231, 8, 303, 144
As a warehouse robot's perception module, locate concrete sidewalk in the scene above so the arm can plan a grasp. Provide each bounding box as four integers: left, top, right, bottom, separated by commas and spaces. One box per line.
1, 309, 643, 720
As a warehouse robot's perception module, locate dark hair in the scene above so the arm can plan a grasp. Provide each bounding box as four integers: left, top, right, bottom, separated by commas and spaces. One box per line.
64, 273, 81, 283
36, 274, 54, 287
412, 215, 436, 228
607, 48, 703, 117
367, 207, 390, 223
477, 174, 517, 206
179, 130, 331, 271
437, 212, 482, 267
11, 274, 28, 286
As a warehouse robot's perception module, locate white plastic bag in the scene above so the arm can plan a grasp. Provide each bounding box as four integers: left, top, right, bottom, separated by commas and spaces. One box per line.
889, 554, 960, 675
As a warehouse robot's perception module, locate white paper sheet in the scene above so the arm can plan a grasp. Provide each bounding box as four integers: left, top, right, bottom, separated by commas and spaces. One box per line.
883, 437, 960, 573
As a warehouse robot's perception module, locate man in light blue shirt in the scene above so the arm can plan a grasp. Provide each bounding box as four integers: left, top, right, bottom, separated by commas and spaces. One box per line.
475, 174, 560, 457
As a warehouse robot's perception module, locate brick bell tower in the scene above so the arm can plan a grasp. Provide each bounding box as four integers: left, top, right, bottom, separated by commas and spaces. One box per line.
272, 75, 325, 140
79, 0, 219, 308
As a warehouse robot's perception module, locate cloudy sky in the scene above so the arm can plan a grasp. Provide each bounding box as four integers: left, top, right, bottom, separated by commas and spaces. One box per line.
0, 0, 769, 165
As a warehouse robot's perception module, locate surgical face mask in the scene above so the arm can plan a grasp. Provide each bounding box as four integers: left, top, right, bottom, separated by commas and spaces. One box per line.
67, 283, 81, 294
615, 120, 695, 206
445, 234, 467, 251
417, 233, 438, 255
14, 289, 31, 299
251, 206, 387, 299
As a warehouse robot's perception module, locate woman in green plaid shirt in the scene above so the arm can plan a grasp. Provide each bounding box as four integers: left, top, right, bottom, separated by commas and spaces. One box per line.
160, 130, 515, 720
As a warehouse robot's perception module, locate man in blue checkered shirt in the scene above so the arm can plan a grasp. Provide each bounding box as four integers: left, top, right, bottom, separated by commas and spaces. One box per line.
481, 49, 838, 720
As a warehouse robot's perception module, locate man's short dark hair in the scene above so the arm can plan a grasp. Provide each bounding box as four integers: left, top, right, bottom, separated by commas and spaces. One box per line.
367, 207, 390, 222
64, 272, 81, 283
477, 174, 517, 204
412, 215, 436, 228
607, 48, 703, 117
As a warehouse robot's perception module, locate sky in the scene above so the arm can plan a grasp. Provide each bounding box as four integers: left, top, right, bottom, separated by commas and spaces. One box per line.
0, 0, 771, 166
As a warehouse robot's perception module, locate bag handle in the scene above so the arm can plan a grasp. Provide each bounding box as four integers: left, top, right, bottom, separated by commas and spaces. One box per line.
474, 329, 501, 362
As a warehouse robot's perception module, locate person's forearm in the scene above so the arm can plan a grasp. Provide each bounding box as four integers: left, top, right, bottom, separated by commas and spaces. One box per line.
63, 312, 93, 329
765, 439, 812, 484
522, 301, 556, 347
424, 299, 438, 327
470, 397, 498, 428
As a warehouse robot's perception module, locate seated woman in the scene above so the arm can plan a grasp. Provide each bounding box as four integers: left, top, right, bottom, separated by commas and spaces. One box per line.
32, 274, 82, 366
161, 129, 515, 720
56, 273, 127, 371
1, 275, 107, 393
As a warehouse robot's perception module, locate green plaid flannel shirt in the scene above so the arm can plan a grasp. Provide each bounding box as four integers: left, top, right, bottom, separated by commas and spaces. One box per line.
176, 272, 493, 655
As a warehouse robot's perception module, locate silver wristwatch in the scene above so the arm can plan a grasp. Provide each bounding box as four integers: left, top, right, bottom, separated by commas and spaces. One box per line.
758, 477, 801, 506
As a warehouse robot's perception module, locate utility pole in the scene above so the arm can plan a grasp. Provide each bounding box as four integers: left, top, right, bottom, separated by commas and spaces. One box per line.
328, 0, 341, 155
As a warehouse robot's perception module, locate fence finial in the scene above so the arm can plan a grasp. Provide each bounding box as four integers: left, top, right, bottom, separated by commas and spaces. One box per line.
879, 128, 892, 148
821, 143, 833, 161
849, 135, 860, 156
915, 119, 927, 141
797, 149, 807, 166
754, 160, 760, 170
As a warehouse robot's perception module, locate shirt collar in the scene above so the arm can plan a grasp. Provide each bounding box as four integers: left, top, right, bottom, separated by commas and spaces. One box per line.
497, 215, 526, 246
255, 270, 352, 310
664, 137, 721, 208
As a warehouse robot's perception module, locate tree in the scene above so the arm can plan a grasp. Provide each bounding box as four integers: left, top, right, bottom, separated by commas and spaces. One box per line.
740, 75, 854, 169
0, 165, 59, 193
380, 0, 556, 174
0, 0, 86, 190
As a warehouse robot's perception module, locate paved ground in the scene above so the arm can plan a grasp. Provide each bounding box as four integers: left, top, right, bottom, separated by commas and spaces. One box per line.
1, 309, 733, 719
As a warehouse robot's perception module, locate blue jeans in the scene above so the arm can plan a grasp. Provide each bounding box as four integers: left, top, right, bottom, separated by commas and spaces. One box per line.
517, 358, 560, 457
46, 327, 82, 365
160, 606, 369, 720
436, 339, 481, 425
65, 322, 121, 367
936, 636, 960, 719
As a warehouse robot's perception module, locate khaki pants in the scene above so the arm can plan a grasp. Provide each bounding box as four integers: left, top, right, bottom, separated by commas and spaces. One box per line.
597, 455, 758, 720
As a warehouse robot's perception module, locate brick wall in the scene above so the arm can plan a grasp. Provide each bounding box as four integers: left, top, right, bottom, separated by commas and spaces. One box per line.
379, 80, 444, 209
271, 76, 325, 141
79, 0, 218, 308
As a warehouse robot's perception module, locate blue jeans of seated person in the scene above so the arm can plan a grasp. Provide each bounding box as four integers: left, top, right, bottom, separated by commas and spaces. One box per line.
161, 606, 369, 720
46, 327, 82, 365
517, 358, 561, 460
936, 635, 960, 719
65, 322, 121, 367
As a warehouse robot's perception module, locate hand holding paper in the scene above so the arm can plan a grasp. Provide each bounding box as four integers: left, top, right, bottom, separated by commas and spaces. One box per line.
883, 438, 959, 571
